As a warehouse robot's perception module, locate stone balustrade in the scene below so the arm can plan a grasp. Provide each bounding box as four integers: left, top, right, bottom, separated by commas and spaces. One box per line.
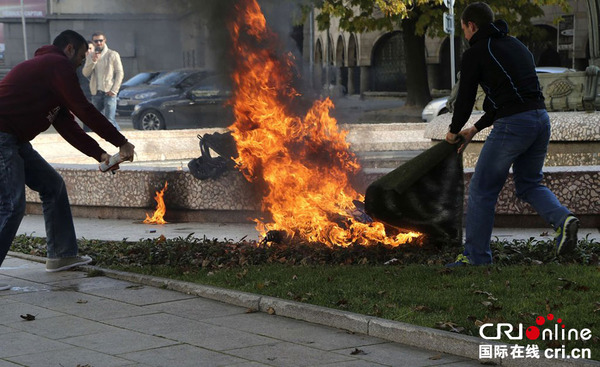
25, 119, 599, 228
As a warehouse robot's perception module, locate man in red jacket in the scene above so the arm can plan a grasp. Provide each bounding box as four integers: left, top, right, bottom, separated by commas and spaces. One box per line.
0, 30, 135, 288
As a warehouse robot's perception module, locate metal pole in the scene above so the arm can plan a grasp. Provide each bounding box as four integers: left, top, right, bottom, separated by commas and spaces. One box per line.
20, 0, 28, 60
325, 27, 330, 93
449, 2, 456, 87
309, 9, 314, 89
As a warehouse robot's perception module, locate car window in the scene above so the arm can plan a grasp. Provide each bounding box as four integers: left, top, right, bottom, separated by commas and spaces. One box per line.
150, 70, 195, 86
179, 72, 212, 89
122, 72, 154, 87
189, 75, 231, 98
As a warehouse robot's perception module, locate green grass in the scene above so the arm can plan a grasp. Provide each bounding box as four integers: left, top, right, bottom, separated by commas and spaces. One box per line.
10, 234, 600, 360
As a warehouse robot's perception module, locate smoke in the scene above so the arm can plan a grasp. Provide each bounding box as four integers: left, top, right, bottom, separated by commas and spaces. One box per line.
196, 0, 312, 94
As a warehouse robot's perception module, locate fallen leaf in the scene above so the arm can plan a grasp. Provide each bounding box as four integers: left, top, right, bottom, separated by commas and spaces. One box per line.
267, 307, 276, 315
20, 314, 36, 321
350, 348, 367, 355
76, 299, 88, 304
125, 285, 144, 290
429, 354, 442, 360
245, 308, 258, 314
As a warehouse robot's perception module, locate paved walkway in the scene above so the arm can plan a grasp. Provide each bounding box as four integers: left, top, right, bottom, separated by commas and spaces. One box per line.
1, 255, 481, 367
15, 214, 600, 243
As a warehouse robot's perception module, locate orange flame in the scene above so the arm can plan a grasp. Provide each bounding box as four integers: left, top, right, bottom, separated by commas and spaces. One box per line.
227, 0, 420, 247
144, 181, 168, 225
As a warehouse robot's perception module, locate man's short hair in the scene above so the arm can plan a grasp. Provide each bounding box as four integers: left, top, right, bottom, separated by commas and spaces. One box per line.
53, 30, 87, 51
91, 31, 105, 39
461, 2, 494, 29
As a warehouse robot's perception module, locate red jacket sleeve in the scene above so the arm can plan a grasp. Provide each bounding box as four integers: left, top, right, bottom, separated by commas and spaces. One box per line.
49, 60, 127, 159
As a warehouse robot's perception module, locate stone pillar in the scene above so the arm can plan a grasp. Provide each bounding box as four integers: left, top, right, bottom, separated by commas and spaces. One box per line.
360, 66, 370, 94
347, 67, 356, 95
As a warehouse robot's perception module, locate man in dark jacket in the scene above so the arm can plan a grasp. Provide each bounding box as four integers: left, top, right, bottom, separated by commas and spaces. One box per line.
445, 2, 578, 266
0, 30, 135, 288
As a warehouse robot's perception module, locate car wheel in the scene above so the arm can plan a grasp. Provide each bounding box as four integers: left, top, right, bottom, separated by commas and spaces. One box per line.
139, 109, 165, 130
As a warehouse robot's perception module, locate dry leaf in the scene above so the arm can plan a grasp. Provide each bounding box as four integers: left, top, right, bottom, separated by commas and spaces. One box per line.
245, 308, 258, 313
76, 299, 88, 304
267, 307, 276, 315
429, 354, 442, 360
20, 314, 36, 321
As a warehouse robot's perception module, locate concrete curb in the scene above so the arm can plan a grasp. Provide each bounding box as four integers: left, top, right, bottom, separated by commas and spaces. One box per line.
8, 251, 600, 367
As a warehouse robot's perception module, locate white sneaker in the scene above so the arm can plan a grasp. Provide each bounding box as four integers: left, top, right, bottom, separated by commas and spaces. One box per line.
46, 255, 92, 273
0, 284, 10, 291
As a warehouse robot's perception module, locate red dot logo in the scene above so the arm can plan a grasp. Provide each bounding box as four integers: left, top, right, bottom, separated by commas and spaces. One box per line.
547, 314, 554, 321
536, 316, 545, 325
526, 326, 541, 340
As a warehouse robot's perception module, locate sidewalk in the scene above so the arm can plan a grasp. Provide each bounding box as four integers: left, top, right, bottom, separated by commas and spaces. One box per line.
2, 255, 483, 367
2, 215, 599, 366
15, 214, 600, 243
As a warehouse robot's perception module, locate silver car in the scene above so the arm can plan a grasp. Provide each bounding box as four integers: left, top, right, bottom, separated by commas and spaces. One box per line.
421, 67, 574, 122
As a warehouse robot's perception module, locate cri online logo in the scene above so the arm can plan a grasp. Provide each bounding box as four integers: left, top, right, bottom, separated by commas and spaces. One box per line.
480, 314, 593, 341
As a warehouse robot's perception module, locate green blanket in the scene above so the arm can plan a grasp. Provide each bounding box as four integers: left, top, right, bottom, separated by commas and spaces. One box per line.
365, 141, 464, 245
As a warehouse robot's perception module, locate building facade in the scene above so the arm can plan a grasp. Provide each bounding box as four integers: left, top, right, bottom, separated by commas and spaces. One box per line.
306, 1, 592, 95
0, 0, 210, 80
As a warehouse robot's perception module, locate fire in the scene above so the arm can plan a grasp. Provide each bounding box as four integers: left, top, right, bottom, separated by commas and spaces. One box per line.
144, 181, 168, 225
227, 0, 420, 247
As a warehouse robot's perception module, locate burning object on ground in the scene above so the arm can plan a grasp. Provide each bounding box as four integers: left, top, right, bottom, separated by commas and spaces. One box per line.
225, 0, 421, 248
144, 181, 168, 224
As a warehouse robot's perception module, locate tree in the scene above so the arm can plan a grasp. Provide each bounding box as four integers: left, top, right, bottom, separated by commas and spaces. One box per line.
311, 0, 571, 107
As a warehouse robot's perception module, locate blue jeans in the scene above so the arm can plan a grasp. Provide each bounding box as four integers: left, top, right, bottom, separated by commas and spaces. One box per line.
463, 109, 571, 264
92, 92, 120, 130
0, 132, 78, 266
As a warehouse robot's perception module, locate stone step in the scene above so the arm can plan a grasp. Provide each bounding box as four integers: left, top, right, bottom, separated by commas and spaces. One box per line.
355, 150, 424, 169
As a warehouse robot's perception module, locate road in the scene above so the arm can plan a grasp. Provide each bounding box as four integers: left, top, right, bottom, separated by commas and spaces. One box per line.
43, 95, 417, 135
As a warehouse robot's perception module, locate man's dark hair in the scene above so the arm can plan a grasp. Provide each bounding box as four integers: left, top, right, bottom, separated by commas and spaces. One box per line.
53, 30, 87, 51
461, 2, 494, 29
91, 31, 105, 39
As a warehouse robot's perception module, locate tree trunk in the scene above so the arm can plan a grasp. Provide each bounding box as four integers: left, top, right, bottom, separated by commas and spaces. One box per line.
402, 17, 431, 107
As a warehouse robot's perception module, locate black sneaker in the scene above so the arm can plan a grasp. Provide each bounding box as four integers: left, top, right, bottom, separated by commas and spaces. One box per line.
555, 215, 579, 256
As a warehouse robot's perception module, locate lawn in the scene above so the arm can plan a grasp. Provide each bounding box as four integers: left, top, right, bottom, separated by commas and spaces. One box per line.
10, 233, 600, 360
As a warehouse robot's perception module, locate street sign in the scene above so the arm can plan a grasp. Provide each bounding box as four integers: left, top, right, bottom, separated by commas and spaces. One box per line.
444, 12, 454, 34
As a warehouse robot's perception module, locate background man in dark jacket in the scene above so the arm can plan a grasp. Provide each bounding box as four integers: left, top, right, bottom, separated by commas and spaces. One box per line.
445, 2, 578, 266
0, 30, 135, 289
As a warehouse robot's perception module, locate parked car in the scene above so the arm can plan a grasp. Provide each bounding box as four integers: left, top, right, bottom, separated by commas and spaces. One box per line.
119, 71, 165, 92
421, 67, 575, 122
131, 74, 233, 130
117, 68, 212, 116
